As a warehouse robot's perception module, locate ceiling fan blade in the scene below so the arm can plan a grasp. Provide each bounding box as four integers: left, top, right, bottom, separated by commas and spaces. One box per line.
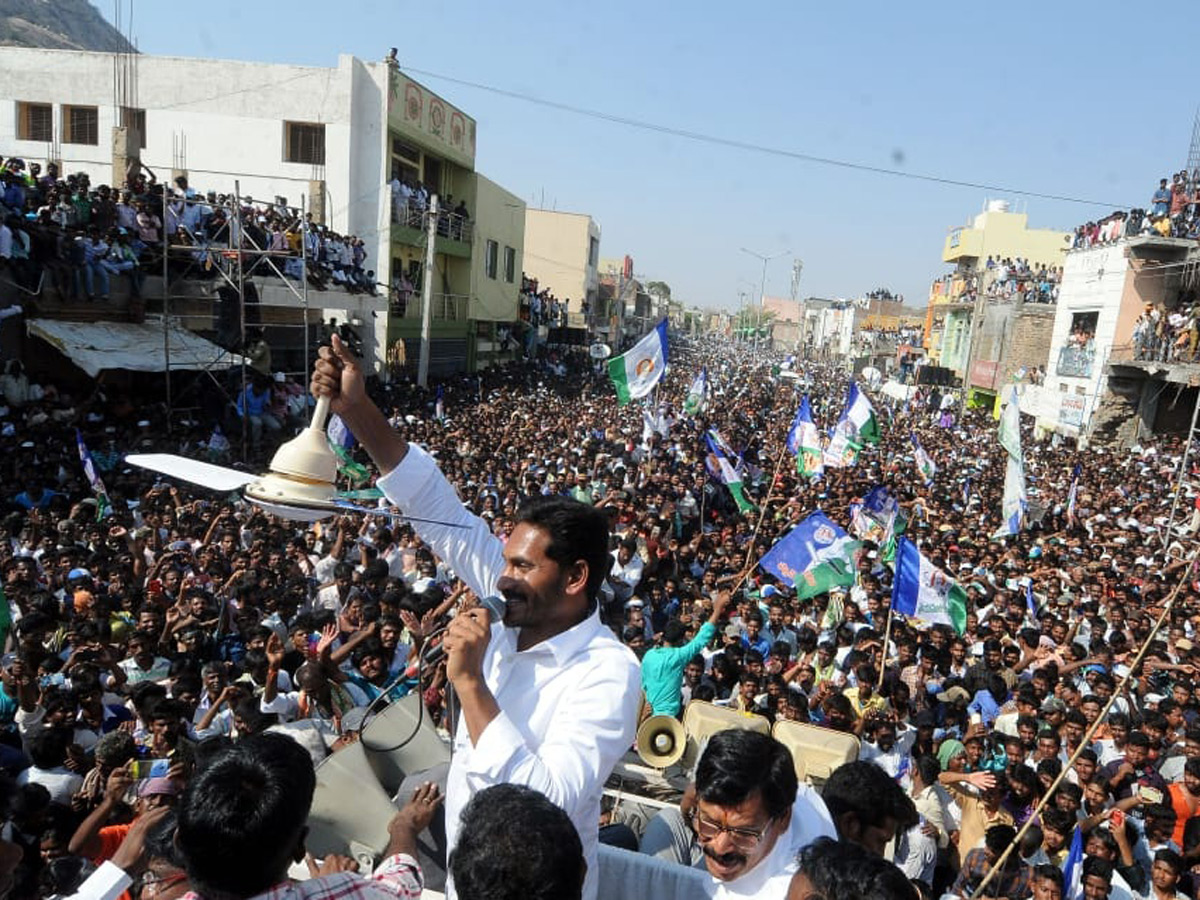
330, 500, 469, 529
126, 454, 259, 493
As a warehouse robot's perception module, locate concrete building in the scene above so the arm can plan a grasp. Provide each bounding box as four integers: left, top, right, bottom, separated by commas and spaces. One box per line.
0, 46, 524, 374
925, 200, 1071, 381
1028, 235, 1199, 443
523, 208, 600, 321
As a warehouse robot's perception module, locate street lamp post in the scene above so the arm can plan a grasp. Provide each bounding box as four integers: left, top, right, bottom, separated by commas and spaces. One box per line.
740, 247, 789, 354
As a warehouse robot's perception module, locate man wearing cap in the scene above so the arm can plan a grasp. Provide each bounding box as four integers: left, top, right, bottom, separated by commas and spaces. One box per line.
641, 590, 730, 717
68, 764, 178, 866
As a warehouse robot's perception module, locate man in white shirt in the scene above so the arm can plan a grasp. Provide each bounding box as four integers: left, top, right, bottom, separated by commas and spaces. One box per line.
311, 337, 641, 900
608, 539, 644, 605
690, 729, 835, 900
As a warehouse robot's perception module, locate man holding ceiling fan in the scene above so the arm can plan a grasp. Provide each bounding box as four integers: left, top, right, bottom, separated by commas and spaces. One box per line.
310, 335, 641, 900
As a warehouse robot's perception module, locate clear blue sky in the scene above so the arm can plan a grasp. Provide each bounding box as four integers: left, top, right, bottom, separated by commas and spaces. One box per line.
117, 0, 1196, 312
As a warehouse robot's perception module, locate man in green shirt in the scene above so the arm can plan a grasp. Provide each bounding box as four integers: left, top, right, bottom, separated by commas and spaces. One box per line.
641, 590, 730, 717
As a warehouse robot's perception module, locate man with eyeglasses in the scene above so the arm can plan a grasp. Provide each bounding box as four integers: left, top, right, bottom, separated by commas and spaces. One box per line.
689, 729, 834, 899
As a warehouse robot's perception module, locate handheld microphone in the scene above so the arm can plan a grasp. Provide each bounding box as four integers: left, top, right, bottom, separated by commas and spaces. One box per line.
420, 595, 507, 667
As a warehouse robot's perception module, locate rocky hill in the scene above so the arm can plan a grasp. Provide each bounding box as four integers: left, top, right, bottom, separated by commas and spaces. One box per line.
0, 0, 134, 52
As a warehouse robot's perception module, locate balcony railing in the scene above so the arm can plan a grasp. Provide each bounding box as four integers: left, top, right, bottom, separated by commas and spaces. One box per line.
391, 202, 473, 244
393, 292, 469, 321
1057, 341, 1095, 377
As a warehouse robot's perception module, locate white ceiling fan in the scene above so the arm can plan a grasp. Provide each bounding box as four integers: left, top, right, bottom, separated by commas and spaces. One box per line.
127, 395, 465, 527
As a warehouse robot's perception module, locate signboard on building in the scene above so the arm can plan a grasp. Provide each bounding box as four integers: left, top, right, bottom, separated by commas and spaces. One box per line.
949, 229, 962, 249
1059, 395, 1086, 428
969, 360, 999, 389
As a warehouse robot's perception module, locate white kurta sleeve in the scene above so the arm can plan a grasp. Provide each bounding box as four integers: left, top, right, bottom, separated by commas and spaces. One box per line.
376, 444, 506, 599
463, 651, 642, 813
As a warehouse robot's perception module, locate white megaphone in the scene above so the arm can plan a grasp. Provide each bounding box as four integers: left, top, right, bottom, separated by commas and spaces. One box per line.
635, 715, 687, 769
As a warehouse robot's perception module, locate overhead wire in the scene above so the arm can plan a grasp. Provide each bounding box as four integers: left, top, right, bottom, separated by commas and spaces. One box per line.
400, 65, 1129, 210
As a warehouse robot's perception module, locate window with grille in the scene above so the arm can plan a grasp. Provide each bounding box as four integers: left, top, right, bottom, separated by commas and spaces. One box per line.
16, 102, 52, 142
284, 122, 326, 165
485, 240, 499, 280
63, 105, 99, 145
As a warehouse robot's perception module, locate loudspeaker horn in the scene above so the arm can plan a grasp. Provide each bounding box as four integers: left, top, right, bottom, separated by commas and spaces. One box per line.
636, 715, 687, 769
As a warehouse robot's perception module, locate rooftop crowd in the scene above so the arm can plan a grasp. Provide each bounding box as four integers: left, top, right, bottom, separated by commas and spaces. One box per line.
0, 154, 378, 305
1072, 171, 1200, 250
0, 319, 1194, 899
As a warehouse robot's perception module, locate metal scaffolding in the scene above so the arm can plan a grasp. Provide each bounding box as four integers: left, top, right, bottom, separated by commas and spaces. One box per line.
157, 184, 315, 461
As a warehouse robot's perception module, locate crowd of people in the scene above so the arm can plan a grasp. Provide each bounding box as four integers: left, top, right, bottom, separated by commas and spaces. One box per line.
520, 274, 575, 329
1133, 303, 1200, 364
1071, 171, 1200, 250
0, 319, 1197, 899
0, 154, 378, 305
388, 174, 471, 243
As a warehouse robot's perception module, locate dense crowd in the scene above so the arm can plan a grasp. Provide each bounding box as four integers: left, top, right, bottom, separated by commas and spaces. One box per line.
0, 154, 377, 304
1072, 171, 1200, 250
520, 274, 573, 329
1133, 304, 1200, 364
0, 325, 1197, 899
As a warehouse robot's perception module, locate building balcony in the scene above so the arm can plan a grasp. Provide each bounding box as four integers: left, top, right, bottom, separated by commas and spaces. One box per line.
942, 227, 984, 263
390, 204, 473, 258
391, 292, 469, 322
1056, 341, 1095, 378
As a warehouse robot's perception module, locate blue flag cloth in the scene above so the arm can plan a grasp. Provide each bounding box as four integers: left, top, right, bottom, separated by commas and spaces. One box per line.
1026, 580, 1038, 619
786, 402, 805, 456
758, 512, 855, 585
1062, 826, 1083, 900
75, 429, 110, 519
327, 414, 356, 450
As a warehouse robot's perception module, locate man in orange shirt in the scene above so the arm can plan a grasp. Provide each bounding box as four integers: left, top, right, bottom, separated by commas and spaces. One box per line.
69, 768, 179, 866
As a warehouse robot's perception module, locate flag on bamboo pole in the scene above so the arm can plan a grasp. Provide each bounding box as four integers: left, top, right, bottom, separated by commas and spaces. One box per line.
704, 434, 755, 514
891, 537, 967, 634
684, 368, 708, 414
75, 430, 110, 520
608, 320, 668, 405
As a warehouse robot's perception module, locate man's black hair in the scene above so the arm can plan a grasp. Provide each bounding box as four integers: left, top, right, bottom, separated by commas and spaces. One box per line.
1155, 847, 1184, 876
984, 823, 1017, 857
177, 733, 314, 900
1032, 864, 1064, 890
515, 495, 611, 604
795, 837, 918, 900
695, 729, 797, 821
450, 783, 585, 900
28, 729, 69, 770
821, 760, 918, 836
1082, 856, 1114, 883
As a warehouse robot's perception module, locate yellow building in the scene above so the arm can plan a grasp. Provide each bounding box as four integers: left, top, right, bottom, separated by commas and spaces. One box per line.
926, 200, 1070, 372
523, 209, 601, 317
942, 202, 1070, 269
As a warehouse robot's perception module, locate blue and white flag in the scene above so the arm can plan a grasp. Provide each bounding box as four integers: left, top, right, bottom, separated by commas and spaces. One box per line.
435, 384, 445, 422
891, 537, 967, 634
75, 430, 110, 520
993, 387, 1027, 539
758, 511, 859, 585
911, 433, 937, 485
1026, 579, 1038, 619
1062, 826, 1083, 900
684, 368, 708, 415
1066, 463, 1081, 524
327, 414, 356, 450
609, 319, 668, 405
789, 395, 824, 478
